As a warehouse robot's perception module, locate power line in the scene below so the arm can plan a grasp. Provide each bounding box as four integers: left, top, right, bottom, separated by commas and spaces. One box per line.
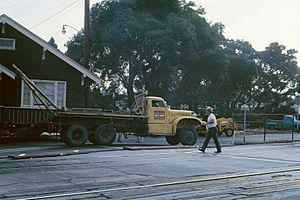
0, 0, 41, 10
30, 0, 81, 30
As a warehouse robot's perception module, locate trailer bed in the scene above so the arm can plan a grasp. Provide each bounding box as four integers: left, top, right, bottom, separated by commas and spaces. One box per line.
0, 106, 52, 131
1, 106, 148, 136
56, 110, 148, 134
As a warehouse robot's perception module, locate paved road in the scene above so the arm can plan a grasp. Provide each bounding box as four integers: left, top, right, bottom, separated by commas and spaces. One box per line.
0, 132, 299, 158
1, 139, 300, 199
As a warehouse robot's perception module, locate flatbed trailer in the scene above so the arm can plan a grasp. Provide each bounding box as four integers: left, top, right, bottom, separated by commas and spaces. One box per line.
0, 106, 147, 134
0, 104, 200, 147
56, 110, 148, 135
1, 64, 205, 146
0, 106, 52, 137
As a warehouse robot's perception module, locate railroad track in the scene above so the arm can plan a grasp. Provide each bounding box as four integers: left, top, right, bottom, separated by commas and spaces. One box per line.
15, 166, 300, 200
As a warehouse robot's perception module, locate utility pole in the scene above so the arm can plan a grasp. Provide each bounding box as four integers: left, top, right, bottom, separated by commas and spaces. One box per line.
84, 0, 90, 107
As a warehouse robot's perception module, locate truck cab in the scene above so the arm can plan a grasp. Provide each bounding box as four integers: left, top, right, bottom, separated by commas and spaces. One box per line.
266, 115, 300, 130
131, 94, 205, 145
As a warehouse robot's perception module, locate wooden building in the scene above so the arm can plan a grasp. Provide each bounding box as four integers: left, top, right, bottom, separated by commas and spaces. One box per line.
0, 14, 100, 109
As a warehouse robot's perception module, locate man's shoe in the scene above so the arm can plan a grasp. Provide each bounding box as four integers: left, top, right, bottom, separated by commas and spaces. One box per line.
198, 147, 205, 153
215, 150, 222, 153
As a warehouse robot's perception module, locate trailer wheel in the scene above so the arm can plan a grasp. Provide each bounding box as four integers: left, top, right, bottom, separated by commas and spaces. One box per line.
225, 128, 234, 137
179, 127, 197, 145
166, 135, 180, 145
94, 124, 116, 145
65, 125, 88, 147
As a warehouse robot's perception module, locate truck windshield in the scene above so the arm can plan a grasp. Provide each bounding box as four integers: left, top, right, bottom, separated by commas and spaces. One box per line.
152, 100, 166, 108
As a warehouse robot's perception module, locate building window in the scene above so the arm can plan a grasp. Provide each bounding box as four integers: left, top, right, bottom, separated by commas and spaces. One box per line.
0, 38, 16, 50
21, 80, 67, 108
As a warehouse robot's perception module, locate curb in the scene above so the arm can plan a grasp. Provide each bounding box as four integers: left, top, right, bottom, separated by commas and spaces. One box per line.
8, 150, 90, 160
6, 140, 300, 160
123, 146, 194, 151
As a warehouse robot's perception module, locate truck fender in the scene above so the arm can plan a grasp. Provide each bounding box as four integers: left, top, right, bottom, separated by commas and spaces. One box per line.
172, 117, 205, 133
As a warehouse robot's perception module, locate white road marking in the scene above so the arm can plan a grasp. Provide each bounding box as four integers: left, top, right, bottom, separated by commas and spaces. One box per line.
85, 147, 300, 165
185, 151, 299, 164
93, 151, 178, 158
0, 146, 60, 153
221, 154, 299, 164
16, 166, 300, 200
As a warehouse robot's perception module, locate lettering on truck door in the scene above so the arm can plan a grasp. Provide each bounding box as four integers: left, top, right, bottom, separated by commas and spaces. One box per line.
148, 99, 172, 135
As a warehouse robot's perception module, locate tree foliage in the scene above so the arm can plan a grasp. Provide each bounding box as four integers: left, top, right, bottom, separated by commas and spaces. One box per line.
65, 0, 299, 114
253, 43, 299, 112
48, 37, 58, 49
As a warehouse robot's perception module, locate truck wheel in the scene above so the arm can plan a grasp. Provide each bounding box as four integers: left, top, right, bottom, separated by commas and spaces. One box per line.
225, 128, 234, 137
65, 125, 88, 147
94, 124, 116, 145
179, 127, 197, 145
166, 135, 180, 145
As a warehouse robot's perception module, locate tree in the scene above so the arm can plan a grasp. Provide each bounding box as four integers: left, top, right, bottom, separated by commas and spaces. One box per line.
65, 0, 299, 114
220, 39, 258, 113
48, 37, 58, 49
219, 39, 300, 114
66, 0, 226, 108
65, 32, 84, 64
253, 42, 299, 112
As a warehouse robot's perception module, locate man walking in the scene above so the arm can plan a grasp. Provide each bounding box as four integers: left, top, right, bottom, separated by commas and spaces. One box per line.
198, 107, 222, 153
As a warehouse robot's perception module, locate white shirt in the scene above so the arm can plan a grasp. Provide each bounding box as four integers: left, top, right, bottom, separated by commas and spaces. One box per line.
207, 113, 217, 128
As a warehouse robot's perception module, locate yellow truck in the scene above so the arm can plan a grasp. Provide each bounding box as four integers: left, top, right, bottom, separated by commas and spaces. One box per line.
57, 94, 206, 146
1, 65, 205, 146
1, 94, 205, 147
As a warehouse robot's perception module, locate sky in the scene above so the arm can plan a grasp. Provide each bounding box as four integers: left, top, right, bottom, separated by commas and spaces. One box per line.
0, 0, 299, 63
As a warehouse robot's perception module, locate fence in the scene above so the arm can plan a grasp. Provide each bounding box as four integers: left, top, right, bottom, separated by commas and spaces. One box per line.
231, 113, 300, 144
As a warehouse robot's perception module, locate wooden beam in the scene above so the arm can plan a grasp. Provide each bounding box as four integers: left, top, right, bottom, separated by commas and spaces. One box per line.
1, 22, 5, 34
42, 47, 47, 60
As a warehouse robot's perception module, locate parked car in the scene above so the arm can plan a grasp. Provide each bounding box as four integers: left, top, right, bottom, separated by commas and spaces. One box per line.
265, 115, 300, 130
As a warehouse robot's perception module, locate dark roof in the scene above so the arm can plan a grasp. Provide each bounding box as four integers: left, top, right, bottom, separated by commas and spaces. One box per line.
0, 14, 100, 84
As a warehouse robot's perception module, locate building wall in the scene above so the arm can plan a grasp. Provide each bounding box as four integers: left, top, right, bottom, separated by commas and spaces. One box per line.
0, 24, 86, 108
1, 74, 19, 106
0, 76, 3, 105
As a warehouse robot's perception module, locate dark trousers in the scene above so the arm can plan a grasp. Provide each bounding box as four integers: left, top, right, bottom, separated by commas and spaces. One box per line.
201, 127, 221, 151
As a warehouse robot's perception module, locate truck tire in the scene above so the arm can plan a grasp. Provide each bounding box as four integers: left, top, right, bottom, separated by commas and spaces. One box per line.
225, 128, 234, 137
65, 124, 88, 147
166, 135, 180, 145
94, 124, 116, 145
179, 127, 197, 145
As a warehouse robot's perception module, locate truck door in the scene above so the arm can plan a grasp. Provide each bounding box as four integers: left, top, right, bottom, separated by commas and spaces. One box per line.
0, 75, 2, 105
283, 115, 293, 129
147, 99, 172, 135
